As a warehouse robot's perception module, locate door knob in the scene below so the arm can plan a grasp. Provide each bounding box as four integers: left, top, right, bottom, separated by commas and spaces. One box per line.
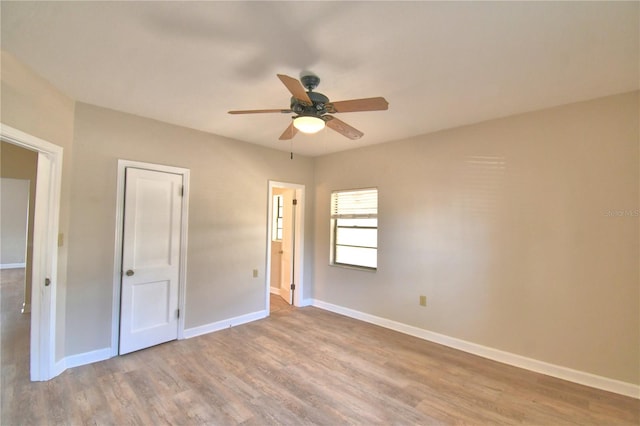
126, 270, 134, 276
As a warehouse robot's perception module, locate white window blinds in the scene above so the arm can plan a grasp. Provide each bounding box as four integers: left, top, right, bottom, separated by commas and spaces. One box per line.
330, 188, 378, 269
331, 188, 378, 218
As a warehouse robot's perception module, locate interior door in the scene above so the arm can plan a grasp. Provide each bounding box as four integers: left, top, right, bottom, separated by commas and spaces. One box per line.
279, 189, 294, 304
119, 167, 182, 355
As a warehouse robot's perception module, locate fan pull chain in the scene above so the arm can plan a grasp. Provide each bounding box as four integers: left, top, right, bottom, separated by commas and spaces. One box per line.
290, 139, 294, 160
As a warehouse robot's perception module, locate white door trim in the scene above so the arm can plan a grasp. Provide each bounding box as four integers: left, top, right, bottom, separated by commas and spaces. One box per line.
0, 123, 63, 381
266, 181, 305, 311
111, 160, 190, 356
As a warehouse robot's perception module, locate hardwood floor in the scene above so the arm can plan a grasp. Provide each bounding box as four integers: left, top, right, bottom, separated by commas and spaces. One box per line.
1, 267, 30, 421
2, 269, 638, 425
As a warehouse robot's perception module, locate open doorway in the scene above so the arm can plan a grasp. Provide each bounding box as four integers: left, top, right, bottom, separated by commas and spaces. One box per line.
1, 145, 37, 312
266, 181, 305, 313
1, 153, 34, 387
1, 124, 63, 381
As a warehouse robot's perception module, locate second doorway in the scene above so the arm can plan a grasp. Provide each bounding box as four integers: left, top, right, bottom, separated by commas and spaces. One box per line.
267, 181, 305, 310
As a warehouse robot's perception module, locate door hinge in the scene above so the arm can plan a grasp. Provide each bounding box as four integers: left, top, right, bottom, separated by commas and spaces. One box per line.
290, 283, 296, 290
180, 186, 184, 196
292, 198, 297, 206
177, 309, 180, 319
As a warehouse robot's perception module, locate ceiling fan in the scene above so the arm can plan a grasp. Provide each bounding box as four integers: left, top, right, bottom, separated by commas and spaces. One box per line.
228, 73, 389, 140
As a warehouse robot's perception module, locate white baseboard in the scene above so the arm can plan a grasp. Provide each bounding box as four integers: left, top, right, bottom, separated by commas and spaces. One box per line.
50, 311, 268, 377
300, 298, 313, 307
183, 309, 267, 339
270, 287, 280, 295
54, 347, 112, 376
54, 359, 65, 377
311, 299, 639, 399
0, 263, 26, 269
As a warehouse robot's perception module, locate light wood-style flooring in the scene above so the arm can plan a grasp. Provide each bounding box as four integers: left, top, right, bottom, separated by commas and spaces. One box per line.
2, 268, 638, 425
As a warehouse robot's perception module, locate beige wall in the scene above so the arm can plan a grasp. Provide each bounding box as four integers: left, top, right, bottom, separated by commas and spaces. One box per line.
2, 50, 637, 387
0, 177, 30, 264
314, 91, 639, 385
1, 50, 75, 360
67, 103, 315, 354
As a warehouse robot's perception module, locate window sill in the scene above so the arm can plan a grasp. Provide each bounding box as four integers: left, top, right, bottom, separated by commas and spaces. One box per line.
329, 263, 377, 273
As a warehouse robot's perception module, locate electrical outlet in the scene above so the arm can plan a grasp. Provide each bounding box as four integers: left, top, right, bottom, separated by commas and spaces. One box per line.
419, 295, 427, 307
253, 269, 259, 278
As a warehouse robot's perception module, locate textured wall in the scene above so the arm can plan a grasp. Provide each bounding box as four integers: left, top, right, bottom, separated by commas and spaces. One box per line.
1, 50, 75, 360
66, 103, 314, 354
314, 91, 639, 385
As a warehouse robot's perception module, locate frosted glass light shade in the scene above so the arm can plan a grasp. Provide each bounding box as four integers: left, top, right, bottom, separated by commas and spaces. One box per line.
293, 116, 325, 134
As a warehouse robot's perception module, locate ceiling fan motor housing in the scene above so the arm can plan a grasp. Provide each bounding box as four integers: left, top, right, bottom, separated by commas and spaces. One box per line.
300, 74, 320, 91
291, 91, 329, 117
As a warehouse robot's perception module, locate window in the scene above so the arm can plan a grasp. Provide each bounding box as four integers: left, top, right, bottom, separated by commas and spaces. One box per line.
330, 188, 378, 270
272, 194, 283, 241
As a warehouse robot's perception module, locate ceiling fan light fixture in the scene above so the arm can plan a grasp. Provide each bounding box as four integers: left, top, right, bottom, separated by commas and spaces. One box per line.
293, 115, 325, 134
229, 73, 388, 140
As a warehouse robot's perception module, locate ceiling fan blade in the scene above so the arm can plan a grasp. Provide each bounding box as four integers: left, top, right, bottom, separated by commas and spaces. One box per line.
326, 97, 389, 113
228, 109, 292, 114
277, 74, 312, 105
279, 121, 298, 140
324, 116, 364, 140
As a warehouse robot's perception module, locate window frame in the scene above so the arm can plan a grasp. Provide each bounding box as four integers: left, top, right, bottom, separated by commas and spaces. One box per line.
272, 194, 284, 241
330, 188, 378, 271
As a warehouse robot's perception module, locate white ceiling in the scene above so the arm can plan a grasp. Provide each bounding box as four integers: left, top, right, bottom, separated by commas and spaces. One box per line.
2, 1, 638, 157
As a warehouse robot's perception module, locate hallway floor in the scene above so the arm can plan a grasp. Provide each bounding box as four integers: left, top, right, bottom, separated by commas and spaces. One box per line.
1, 268, 31, 417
